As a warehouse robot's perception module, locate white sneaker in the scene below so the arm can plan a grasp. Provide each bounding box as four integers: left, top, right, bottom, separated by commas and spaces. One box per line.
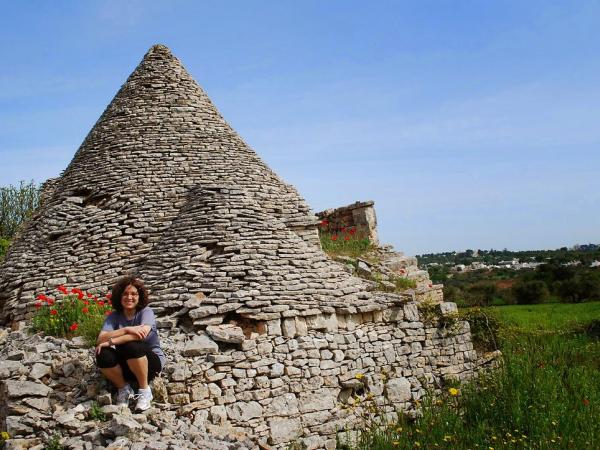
116, 384, 134, 406
134, 387, 153, 411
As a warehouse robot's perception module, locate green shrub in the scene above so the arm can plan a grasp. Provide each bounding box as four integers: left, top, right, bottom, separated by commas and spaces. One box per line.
32, 285, 113, 346
0, 237, 10, 260
512, 280, 550, 304
88, 402, 107, 421
459, 307, 502, 352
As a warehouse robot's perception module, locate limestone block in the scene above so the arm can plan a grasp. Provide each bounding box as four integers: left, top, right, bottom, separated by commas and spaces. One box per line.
295, 317, 308, 336
206, 325, 245, 344
225, 401, 263, 422
190, 383, 209, 401
1, 380, 52, 398
111, 414, 143, 437
269, 417, 302, 445
382, 307, 404, 322
210, 405, 227, 425
298, 388, 336, 413
439, 302, 458, 316
265, 393, 299, 417
403, 303, 419, 321
282, 318, 296, 337
266, 319, 282, 336
28, 363, 52, 380
188, 306, 217, 319
385, 377, 412, 403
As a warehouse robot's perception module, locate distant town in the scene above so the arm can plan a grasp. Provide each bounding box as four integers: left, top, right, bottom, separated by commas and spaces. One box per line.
417, 243, 600, 273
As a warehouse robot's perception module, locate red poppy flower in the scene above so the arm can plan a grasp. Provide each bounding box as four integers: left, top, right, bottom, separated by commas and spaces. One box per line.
106, 293, 112, 300
50, 309, 58, 315
341, 227, 346, 233
331, 235, 338, 241
104, 310, 112, 316
320, 219, 329, 227
349, 227, 356, 236
98, 300, 105, 307
37, 294, 48, 301
83, 300, 89, 305
82, 307, 89, 314
583, 398, 590, 406
400, 269, 406, 274
77, 292, 84, 300
87, 293, 93, 298
47, 298, 55, 306
344, 236, 350, 241
428, 284, 433, 288
34, 302, 42, 309
69, 323, 78, 331
57, 285, 68, 294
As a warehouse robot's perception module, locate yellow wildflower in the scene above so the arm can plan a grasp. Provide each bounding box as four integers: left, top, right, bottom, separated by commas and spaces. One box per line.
1, 432, 9, 440
355, 372, 364, 380
414, 442, 421, 448
448, 387, 459, 396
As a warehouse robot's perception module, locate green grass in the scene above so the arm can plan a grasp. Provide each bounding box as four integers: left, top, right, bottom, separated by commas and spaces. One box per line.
494, 301, 600, 332
319, 230, 374, 258
341, 302, 600, 450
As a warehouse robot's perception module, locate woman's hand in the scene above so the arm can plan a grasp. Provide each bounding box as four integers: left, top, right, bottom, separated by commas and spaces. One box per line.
95, 340, 111, 355
124, 325, 149, 340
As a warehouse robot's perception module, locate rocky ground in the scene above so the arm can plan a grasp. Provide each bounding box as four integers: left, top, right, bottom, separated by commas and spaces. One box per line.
0, 328, 256, 450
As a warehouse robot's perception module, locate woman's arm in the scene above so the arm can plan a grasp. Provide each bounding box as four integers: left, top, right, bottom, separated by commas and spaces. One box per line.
96, 325, 151, 344
95, 325, 151, 354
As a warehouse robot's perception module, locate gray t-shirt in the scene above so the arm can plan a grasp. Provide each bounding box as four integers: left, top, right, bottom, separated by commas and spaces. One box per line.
101, 306, 166, 368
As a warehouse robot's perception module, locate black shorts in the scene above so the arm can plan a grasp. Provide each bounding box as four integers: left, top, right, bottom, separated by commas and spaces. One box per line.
96, 341, 162, 384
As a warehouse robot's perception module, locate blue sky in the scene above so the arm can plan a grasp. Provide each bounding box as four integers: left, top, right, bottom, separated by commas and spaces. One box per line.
1, 1, 599, 255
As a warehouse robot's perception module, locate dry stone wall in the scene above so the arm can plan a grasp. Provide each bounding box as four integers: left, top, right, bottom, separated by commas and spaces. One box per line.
316, 201, 379, 245
0, 297, 487, 450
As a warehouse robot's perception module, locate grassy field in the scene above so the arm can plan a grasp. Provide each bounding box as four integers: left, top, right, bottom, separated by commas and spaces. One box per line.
493, 301, 600, 331
342, 302, 599, 450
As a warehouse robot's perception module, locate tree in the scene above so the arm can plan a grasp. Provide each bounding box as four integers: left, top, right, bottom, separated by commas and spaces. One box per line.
512, 280, 550, 304
0, 180, 40, 239
0, 181, 41, 260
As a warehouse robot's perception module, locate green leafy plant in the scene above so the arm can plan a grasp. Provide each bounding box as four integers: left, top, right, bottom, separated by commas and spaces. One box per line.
32, 285, 113, 346
88, 402, 107, 422
459, 307, 502, 352
45, 434, 65, 450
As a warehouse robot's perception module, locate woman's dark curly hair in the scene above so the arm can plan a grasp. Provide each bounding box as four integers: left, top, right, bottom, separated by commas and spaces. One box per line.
111, 276, 150, 312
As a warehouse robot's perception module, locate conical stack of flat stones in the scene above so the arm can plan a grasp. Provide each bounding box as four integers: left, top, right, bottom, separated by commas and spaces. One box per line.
0, 45, 484, 449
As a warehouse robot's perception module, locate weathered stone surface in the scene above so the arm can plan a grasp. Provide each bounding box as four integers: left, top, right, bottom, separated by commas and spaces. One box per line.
2, 380, 52, 398
206, 325, 244, 344
225, 401, 263, 421
182, 334, 219, 356
29, 363, 51, 380
269, 417, 302, 444
265, 393, 299, 417
385, 377, 412, 403
298, 388, 336, 413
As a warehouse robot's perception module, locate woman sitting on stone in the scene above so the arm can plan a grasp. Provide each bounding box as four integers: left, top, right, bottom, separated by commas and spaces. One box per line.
95, 276, 165, 411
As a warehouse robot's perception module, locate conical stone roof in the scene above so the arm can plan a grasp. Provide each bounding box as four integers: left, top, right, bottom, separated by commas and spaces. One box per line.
0, 45, 374, 323
140, 184, 374, 326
